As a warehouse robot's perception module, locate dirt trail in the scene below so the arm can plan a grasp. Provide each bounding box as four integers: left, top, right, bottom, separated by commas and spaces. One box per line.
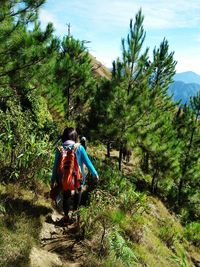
30, 209, 86, 267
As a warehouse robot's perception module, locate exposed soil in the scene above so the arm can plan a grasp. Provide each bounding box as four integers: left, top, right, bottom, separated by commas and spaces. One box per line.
30, 209, 87, 267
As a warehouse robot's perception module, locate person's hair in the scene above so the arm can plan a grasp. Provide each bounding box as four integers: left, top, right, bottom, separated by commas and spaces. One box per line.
61, 127, 78, 142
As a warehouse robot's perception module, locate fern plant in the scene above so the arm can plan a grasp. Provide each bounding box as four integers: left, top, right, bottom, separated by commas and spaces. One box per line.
108, 231, 138, 267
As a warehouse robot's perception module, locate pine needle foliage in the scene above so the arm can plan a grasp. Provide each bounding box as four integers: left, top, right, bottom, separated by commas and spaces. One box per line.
54, 35, 97, 125
0, 0, 58, 185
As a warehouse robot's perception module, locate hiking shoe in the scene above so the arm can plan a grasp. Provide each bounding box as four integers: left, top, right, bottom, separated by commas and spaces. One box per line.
63, 215, 75, 226
55, 216, 75, 226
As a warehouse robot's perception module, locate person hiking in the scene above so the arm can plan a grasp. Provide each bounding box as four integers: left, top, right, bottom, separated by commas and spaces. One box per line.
80, 136, 87, 150
51, 127, 99, 225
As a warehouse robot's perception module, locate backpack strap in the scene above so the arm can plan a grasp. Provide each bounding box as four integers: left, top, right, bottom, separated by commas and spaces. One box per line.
57, 145, 65, 153
74, 143, 80, 152
57, 143, 80, 153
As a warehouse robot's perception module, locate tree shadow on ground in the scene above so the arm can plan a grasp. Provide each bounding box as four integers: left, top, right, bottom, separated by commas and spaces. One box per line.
42, 211, 86, 264
0, 193, 53, 267
0, 194, 52, 217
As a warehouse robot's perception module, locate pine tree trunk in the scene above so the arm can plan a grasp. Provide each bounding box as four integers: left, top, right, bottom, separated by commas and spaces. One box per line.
143, 150, 149, 173
66, 86, 70, 119
145, 151, 149, 172
140, 146, 149, 173
177, 178, 184, 206
106, 142, 111, 157
177, 111, 198, 206
151, 170, 158, 194
119, 145, 123, 171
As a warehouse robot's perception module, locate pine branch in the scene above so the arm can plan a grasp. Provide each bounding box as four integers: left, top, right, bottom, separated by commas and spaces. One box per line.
0, 57, 45, 78
0, 1, 44, 22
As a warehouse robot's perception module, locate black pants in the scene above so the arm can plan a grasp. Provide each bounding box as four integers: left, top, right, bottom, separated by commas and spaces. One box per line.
63, 188, 82, 216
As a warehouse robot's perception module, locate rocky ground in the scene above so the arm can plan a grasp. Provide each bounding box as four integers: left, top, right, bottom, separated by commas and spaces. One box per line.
30, 209, 86, 267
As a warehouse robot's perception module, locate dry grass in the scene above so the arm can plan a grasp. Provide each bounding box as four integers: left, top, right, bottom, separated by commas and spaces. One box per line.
0, 146, 199, 267
0, 184, 52, 267
90, 54, 112, 80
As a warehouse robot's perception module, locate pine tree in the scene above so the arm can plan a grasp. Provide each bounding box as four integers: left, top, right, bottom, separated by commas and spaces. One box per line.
137, 38, 178, 193
110, 10, 152, 170
175, 92, 200, 214
86, 78, 116, 155
0, 0, 57, 113
151, 38, 176, 93
0, 0, 58, 182
54, 35, 97, 124
139, 111, 180, 194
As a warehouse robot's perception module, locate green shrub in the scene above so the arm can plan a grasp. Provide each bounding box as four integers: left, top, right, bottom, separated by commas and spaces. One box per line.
185, 222, 200, 247
158, 219, 182, 247
0, 99, 57, 187
108, 231, 138, 267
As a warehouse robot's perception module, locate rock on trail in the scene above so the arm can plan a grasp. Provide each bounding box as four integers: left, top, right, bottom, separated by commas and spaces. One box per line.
30, 209, 86, 267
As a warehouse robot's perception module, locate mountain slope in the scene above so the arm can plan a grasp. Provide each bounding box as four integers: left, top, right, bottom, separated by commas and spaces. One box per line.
1, 178, 200, 267
169, 71, 200, 104
90, 54, 112, 80
169, 81, 200, 104
174, 71, 200, 84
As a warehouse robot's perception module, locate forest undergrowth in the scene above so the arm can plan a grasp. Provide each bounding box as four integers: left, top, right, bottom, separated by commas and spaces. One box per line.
1, 147, 199, 267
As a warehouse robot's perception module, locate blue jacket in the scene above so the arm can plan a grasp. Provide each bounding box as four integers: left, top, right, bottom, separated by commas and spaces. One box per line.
51, 140, 98, 185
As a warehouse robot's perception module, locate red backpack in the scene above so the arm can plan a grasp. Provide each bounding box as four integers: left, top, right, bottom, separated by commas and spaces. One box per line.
57, 143, 82, 190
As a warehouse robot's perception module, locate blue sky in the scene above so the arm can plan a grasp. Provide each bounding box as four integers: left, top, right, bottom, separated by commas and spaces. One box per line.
39, 0, 200, 75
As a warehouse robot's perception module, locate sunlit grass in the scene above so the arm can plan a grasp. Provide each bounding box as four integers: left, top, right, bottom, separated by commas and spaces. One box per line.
0, 184, 51, 267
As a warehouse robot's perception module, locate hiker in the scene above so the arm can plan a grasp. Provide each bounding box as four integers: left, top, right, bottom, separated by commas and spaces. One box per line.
51, 127, 99, 224
80, 136, 87, 150
122, 146, 132, 163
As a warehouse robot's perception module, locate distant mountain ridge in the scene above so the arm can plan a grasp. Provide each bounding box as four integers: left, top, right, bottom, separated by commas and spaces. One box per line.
174, 71, 200, 84
90, 61, 200, 104
169, 71, 200, 104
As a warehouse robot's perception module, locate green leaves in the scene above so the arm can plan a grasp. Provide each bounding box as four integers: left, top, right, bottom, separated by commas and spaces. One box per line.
109, 232, 138, 266
185, 222, 200, 247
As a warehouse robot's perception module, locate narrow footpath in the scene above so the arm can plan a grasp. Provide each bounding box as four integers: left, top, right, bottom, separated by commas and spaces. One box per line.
30, 209, 86, 267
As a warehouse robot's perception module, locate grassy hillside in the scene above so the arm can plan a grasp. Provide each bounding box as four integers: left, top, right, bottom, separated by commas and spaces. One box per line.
0, 183, 52, 267
0, 145, 199, 267
90, 54, 112, 80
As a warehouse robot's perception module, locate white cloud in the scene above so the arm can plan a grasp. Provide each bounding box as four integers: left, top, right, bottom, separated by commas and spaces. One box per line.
96, 52, 200, 76
39, 9, 67, 36
40, 0, 200, 74
39, 0, 200, 37
92, 50, 116, 69
175, 53, 200, 75
176, 61, 200, 75
142, 0, 200, 29
52, 0, 200, 30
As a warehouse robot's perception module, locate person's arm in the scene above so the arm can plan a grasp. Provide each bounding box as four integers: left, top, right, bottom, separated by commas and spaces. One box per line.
80, 145, 99, 178
51, 149, 60, 187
